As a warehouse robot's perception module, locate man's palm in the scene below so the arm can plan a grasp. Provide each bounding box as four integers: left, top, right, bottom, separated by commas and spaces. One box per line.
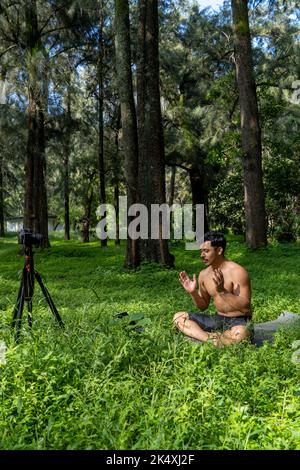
179, 271, 197, 293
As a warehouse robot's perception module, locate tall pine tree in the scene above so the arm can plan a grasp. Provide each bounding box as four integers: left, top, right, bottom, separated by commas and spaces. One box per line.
137, 0, 174, 267
231, 0, 267, 248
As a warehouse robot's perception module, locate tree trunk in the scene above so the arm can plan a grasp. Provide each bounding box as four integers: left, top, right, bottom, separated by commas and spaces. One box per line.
0, 66, 5, 237
24, 0, 50, 247
168, 166, 176, 241
63, 77, 71, 241
0, 155, 4, 237
115, 0, 139, 267
25, 87, 49, 247
63, 145, 70, 240
231, 0, 267, 248
81, 187, 94, 243
114, 107, 121, 247
168, 166, 176, 207
114, 183, 120, 246
137, 0, 174, 267
98, 10, 107, 248
189, 165, 209, 233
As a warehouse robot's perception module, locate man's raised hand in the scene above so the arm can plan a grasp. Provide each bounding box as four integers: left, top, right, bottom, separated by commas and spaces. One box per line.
212, 268, 225, 293
179, 271, 197, 294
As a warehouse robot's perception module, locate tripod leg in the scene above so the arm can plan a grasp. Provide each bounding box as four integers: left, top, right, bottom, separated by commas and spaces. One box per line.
12, 281, 23, 325
13, 284, 25, 343
34, 271, 64, 330
27, 300, 33, 328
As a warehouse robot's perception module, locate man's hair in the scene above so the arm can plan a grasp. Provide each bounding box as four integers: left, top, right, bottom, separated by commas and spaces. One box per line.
204, 230, 226, 254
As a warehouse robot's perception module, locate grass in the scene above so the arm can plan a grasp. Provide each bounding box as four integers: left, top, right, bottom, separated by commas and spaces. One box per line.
0, 234, 300, 450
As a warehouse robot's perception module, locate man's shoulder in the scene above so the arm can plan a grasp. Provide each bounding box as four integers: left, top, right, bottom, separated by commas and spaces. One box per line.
224, 260, 249, 278
199, 267, 210, 279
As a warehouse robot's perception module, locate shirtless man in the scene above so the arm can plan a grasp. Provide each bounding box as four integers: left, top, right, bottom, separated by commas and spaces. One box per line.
173, 231, 252, 347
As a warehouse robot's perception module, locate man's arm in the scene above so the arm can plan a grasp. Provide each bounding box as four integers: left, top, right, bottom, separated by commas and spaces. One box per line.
213, 268, 251, 316
190, 272, 211, 310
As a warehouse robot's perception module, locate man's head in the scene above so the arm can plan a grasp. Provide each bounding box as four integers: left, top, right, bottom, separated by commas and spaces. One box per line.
200, 231, 226, 266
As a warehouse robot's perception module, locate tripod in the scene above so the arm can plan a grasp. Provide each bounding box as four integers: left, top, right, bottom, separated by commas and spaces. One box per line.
12, 244, 64, 342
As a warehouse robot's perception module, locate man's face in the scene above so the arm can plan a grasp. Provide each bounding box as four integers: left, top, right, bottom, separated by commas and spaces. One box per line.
200, 241, 223, 266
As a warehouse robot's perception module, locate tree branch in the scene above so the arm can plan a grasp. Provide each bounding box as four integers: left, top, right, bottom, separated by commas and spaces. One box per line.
39, 4, 70, 36
0, 44, 17, 58
166, 161, 191, 173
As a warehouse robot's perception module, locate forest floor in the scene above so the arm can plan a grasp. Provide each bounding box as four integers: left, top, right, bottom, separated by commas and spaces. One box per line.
0, 234, 299, 450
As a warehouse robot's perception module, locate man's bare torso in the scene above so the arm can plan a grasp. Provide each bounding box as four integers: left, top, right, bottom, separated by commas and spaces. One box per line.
200, 260, 252, 317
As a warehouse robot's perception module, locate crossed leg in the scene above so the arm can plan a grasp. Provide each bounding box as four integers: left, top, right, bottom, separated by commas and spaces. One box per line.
173, 311, 251, 348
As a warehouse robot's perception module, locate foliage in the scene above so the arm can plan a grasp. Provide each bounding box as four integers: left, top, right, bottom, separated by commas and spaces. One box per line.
0, 0, 299, 240
159, 0, 300, 238
209, 165, 245, 235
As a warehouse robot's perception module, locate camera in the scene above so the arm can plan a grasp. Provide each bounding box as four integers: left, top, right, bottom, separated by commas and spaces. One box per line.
18, 229, 43, 247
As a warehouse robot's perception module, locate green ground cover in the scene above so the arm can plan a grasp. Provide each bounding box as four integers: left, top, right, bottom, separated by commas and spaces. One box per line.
0, 235, 299, 450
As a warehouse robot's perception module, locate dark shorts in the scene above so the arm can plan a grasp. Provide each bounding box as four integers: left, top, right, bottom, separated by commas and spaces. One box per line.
188, 312, 253, 336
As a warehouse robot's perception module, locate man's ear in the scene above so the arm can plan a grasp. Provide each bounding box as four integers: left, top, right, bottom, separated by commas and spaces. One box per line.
217, 247, 223, 256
